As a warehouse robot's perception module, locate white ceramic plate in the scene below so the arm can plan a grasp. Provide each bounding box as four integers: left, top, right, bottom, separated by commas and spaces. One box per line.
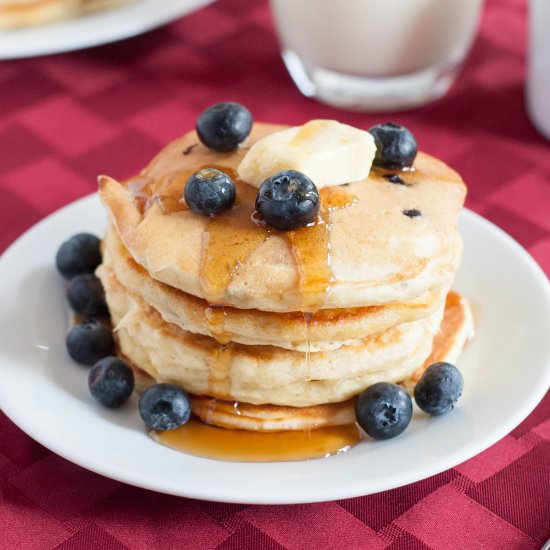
0, 0, 213, 59
0, 195, 549, 504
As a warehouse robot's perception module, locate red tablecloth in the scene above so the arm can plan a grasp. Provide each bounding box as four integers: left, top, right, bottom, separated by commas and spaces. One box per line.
1, 0, 549, 548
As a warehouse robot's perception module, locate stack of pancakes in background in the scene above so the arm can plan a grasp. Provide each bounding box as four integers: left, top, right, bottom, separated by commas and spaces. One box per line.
97, 121, 472, 432
0, 0, 131, 28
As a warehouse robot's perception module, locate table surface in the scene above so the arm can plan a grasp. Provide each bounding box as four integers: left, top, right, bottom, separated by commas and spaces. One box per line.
1, 0, 549, 548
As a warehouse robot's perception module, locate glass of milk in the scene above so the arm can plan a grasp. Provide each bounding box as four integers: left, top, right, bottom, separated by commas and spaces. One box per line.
271, 0, 484, 111
527, 0, 550, 140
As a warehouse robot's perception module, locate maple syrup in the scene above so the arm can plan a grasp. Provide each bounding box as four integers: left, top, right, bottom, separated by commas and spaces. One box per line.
151, 169, 194, 209
319, 186, 358, 211
303, 312, 313, 381
133, 163, 358, 313
153, 418, 362, 462
127, 176, 154, 214
287, 210, 333, 312
204, 306, 232, 345
207, 343, 234, 399
199, 202, 270, 304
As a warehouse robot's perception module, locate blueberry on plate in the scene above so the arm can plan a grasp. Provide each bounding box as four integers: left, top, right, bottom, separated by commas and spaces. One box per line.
88, 356, 134, 408
184, 168, 236, 216
414, 362, 464, 416
66, 320, 114, 366
369, 122, 418, 169
355, 382, 413, 440
56, 233, 102, 280
139, 383, 191, 431
67, 274, 108, 318
255, 170, 320, 230
196, 102, 253, 152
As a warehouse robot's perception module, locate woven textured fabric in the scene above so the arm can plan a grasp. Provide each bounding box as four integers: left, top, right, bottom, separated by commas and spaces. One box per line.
1, 0, 549, 548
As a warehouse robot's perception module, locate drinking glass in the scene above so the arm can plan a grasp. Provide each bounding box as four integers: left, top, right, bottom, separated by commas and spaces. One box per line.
271, 0, 484, 111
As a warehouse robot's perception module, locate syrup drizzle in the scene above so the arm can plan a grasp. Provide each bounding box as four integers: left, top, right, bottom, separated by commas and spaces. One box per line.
204, 306, 232, 345
196, 181, 356, 401
208, 343, 234, 399
195, 168, 272, 305
288, 187, 357, 311
199, 201, 270, 304
151, 169, 194, 214
287, 209, 333, 312
133, 165, 358, 313
127, 176, 154, 214
303, 312, 313, 381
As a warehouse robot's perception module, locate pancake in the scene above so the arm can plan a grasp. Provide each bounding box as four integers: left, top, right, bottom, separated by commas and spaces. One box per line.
0, 0, 130, 28
402, 290, 474, 392
97, 263, 445, 408
98, 122, 466, 313
128, 291, 473, 431
96, 117, 470, 436
102, 223, 450, 351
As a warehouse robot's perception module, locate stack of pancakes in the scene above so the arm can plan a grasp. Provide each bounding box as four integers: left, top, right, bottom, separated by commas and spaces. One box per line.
97, 122, 472, 432
0, 0, 131, 28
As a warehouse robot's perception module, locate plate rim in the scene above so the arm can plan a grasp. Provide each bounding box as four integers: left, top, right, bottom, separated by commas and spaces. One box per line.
0, 195, 549, 504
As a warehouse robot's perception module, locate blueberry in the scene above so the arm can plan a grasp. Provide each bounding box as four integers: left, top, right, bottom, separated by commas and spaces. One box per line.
255, 170, 320, 230
355, 382, 413, 440
403, 209, 422, 218
414, 362, 464, 416
184, 168, 236, 216
369, 122, 418, 169
196, 102, 253, 152
139, 383, 191, 431
66, 320, 114, 366
382, 173, 406, 185
67, 274, 108, 318
88, 356, 134, 408
56, 233, 102, 280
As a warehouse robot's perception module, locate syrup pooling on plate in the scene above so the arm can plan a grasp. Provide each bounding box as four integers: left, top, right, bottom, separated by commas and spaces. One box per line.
153, 418, 362, 462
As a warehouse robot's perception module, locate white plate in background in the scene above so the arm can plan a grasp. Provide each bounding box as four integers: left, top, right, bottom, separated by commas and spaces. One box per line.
0, 0, 213, 59
0, 195, 549, 504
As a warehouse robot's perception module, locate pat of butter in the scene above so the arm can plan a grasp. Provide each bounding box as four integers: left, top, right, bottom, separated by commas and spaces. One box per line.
238, 120, 376, 189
